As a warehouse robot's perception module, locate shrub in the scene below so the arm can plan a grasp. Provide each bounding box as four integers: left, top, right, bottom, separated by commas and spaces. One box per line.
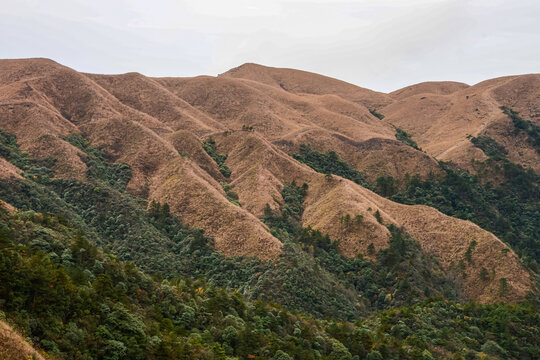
203, 137, 231, 177
470, 135, 508, 158
395, 127, 421, 150
293, 144, 370, 188
369, 109, 385, 120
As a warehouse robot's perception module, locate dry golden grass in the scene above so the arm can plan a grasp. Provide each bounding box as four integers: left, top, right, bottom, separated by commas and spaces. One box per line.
0, 157, 23, 180
390, 81, 470, 100
0, 200, 17, 213
168, 130, 225, 181
86, 72, 224, 137
382, 74, 540, 172
221, 63, 392, 109
217, 132, 531, 302
489, 74, 540, 121
148, 156, 282, 259
0, 58, 536, 302
374, 197, 533, 303
217, 132, 392, 258
155, 73, 440, 182
0, 320, 46, 360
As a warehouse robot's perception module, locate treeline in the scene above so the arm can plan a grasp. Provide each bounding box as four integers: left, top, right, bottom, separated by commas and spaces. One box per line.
203, 137, 231, 178
293, 145, 370, 188
1, 207, 540, 359
257, 182, 459, 317
502, 106, 540, 152
0, 131, 455, 320
65, 134, 131, 190
1, 130, 540, 358
388, 161, 539, 269
0, 206, 364, 359
395, 127, 421, 150
292, 141, 540, 270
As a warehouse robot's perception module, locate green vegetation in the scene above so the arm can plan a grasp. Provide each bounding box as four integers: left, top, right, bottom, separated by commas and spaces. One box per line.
389, 161, 540, 269
292, 144, 370, 187
375, 176, 398, 197
360, 300, 540, 360
261, 182, 307, 239
369, 109, 385, 120
464, 240, 478, 263
502, 106, 540, 152
2, 206, 540, 359
0, 132, 455, 320
203, 137, 231, 177
0, 129, 35, 170
470, 135, 508, 159
221, 183, 241, 206
374, 210, 383, 224
65, 133, 132, 190
339, 214, 364, 229
395, 127, 421, 150
292, 138, 539, 270
289, 137, 538, 272
258, 183, 458, 317
2, 130, 540, 358
479, 267, 489, 281
0, 129, 55, 180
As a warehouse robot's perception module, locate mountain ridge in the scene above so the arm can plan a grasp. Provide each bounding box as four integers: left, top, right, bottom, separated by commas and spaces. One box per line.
0, 58, 538, 304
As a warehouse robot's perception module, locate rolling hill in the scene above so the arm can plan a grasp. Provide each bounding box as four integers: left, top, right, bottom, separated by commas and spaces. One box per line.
1, 57, 539, 359
0, 58, 537, 304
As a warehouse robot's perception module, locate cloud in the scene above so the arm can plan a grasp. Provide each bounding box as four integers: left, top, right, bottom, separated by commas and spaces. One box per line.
1, 0, 538, 91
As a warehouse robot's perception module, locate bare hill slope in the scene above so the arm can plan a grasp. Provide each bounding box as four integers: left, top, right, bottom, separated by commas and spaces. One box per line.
221, 62, 392, 109
390, 81, 470, 100
215, 131, 532, 302
0, 58, 537, 302
0, 320, 46, 360
382, 74, 540, 171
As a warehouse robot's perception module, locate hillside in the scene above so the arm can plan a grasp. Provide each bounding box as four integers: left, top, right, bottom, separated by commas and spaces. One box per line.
0, 57, 539, 359
0, 320, 45, 360
0, 201, 538, 359
382, 75, 540, 172
0, 58, 538, 305
390, 81, 470, 100
221, 62, 393, 109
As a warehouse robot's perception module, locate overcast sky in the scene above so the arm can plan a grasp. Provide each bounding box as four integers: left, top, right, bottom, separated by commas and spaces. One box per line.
2, 0, 539, 92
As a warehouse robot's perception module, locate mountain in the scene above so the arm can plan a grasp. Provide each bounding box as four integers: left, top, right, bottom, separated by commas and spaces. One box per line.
0, 58, 539, 358
1, 201, 538, 359
382, 75, 540, 171
1, 57, 537, 299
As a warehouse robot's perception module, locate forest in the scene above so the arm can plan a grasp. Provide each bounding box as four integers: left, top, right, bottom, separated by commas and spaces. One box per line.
1, 129, 540, 359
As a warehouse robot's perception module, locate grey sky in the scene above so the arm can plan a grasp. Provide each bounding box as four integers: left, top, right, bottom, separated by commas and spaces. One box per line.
2, 0, 539, 92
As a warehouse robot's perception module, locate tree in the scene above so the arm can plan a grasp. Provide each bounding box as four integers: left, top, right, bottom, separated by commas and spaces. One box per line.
366, 350, 383, 360
481, 340, 508, 358
376, 176, 397, 197
329, 339, 353, 360
273, 350, 293, 360
374, 210, 383, 224
421, 349, 435, 360
367, 243, 375, 255
148, 200, 161, 217
102, 340, 127, 360
499, 278, 508, 295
